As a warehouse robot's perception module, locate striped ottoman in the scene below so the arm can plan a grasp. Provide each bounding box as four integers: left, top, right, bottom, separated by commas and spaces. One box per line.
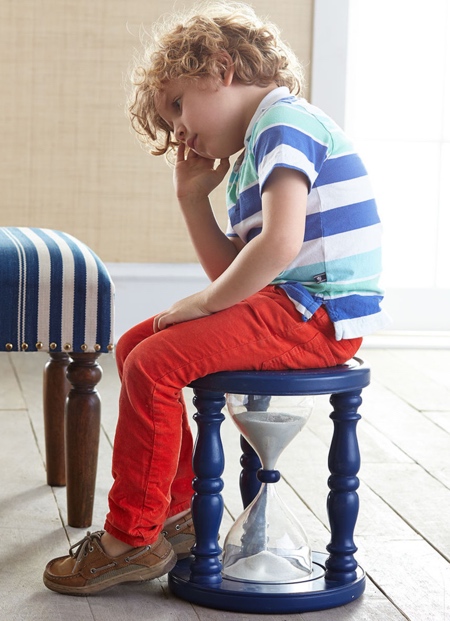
0, 227, 114, 527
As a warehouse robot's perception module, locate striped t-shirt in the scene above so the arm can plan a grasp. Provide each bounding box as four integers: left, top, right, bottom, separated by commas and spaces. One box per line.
226, 87, 390, 340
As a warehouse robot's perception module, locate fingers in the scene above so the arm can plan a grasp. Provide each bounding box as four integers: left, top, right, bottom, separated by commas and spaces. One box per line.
153, 314, 161, 333
153, 310, 175, 333
176, 142, 186, 162
153, 313, 167, 333
176, 143, 201, 166
153, 303, 209, 333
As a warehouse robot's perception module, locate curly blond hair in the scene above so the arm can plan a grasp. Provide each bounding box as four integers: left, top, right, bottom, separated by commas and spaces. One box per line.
128, 1, 304, 155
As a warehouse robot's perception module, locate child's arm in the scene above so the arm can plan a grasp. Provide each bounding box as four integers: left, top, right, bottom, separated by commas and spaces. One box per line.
154, 158, 308, 332
173, 143, 244, 281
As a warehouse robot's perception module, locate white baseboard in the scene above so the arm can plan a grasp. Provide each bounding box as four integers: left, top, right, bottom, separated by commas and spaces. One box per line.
106, 263, 450, 348
106, 263, 209, 341
362, 331, 450, 349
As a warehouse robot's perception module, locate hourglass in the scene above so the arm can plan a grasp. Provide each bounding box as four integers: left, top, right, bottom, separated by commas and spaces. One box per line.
222, 393, 314, 583
168, 362, 369, 614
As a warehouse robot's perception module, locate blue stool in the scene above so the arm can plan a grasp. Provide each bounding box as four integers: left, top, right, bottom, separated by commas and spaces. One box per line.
0, 227, 114, 527
169, 358, 370, 613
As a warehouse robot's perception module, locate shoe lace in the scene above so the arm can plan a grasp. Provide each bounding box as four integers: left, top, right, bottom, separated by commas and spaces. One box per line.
69, 531, 104, 560
69, 531, 119, 574
68, 530, 152, 574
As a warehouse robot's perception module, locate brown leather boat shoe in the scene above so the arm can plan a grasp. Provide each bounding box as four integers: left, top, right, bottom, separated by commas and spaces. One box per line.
162, 511, 195, 559
43, 531, 177, 595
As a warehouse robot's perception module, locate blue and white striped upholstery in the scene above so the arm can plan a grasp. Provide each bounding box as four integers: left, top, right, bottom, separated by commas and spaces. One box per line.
0, 227, 114, 353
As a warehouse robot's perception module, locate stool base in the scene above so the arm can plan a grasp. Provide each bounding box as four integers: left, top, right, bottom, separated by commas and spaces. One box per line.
168, 552, 365, 613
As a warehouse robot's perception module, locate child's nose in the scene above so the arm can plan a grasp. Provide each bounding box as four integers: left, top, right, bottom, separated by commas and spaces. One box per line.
175, 124, 186, 142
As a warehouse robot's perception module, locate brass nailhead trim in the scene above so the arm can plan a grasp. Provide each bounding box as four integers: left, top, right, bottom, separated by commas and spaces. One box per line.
36, 342, 44, 350
5, 343, 13, 351
63, 343, 71, 351
49, 343, 57, 350
94, 344, 101, 352
21, 343, 28, 351
80, 344, 88, 352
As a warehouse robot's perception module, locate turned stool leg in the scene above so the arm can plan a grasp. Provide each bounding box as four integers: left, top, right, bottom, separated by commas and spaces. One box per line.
43, 353, 71, 486
325, 390, 362, 583
65, 353, 102, 528
190, 388, 225, 585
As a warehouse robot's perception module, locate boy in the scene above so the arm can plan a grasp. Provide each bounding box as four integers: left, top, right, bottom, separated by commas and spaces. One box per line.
44, 1, 389, 595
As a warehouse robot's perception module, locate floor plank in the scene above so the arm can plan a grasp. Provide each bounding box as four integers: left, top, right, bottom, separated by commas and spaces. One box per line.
363, 349, 450, 411
363, 462, 450, 559
0, 403, 94, 620
0, 354, 26, 411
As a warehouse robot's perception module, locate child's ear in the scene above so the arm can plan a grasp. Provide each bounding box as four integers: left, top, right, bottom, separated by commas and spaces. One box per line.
218, 51, 235, 86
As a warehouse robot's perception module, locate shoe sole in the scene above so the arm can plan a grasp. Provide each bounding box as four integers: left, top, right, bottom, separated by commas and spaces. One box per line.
43, 549, 177, 596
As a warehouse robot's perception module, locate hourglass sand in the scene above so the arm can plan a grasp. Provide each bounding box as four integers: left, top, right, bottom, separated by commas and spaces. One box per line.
222, 394, 314, 583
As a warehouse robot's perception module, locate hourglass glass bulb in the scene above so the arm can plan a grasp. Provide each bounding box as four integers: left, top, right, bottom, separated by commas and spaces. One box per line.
222, 393, 314, 584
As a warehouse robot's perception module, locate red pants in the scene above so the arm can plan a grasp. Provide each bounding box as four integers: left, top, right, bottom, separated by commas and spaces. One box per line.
104, 286, 362, 547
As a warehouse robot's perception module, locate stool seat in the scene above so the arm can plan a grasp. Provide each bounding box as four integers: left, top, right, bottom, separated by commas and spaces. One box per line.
188, 357, 370, 395
169, 358, 370, 613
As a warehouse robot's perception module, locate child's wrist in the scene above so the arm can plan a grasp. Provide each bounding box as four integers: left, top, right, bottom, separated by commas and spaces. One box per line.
177, 194, 211, 210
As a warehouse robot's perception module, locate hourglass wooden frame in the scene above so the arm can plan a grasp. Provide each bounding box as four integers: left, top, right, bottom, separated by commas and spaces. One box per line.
168, 358, 370, 614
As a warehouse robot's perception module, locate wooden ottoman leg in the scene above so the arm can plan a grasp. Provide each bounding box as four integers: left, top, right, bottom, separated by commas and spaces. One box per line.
65, 352, 102, 528
43, 353, 71, 486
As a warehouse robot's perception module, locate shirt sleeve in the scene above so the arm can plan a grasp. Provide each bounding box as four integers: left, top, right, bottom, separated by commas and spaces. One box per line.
252, 109, 332, 194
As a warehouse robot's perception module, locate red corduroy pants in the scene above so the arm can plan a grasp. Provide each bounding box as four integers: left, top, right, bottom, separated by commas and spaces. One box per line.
104, 286, 362, 547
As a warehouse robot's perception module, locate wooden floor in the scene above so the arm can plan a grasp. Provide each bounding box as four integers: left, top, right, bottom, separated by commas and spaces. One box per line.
1, 345, 449, 620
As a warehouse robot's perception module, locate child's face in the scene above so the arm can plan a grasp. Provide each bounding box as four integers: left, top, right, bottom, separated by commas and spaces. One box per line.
156, 76, 248, 160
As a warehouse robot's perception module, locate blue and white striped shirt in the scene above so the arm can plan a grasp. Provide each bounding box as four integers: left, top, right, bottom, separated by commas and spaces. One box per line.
226, 87, 390, 340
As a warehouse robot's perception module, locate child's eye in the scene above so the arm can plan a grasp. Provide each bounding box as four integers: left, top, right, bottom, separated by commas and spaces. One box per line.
173, 98, 181, 111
